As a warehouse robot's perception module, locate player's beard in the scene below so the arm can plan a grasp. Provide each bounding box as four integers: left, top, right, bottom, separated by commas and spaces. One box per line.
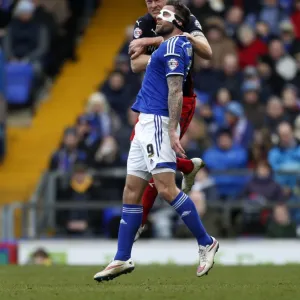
156, 24, 174, 37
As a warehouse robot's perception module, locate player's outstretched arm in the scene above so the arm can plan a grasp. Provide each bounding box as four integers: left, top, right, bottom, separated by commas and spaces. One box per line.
184, 32, 212, 60
167, 75, 186, 158
131, 54, 151, 73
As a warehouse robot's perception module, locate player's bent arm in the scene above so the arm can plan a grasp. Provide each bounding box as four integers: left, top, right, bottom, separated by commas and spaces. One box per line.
167, 75, 184, 132
131, 54, 150, 73
186, 31, 212, 60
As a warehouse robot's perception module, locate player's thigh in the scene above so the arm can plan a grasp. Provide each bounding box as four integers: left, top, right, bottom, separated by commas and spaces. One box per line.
127, 128, 152, 182
152, 172, 179, 202
123, 174, 149, 205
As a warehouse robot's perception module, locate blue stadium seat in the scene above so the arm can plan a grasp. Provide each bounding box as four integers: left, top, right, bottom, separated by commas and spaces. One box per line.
0, 51, 4, 95
4, 62, 34, 104
194, 90, 210, 104
102, 207, 122, 237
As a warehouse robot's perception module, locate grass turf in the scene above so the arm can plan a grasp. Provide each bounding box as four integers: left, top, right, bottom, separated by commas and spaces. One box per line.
0, 265, 299, 300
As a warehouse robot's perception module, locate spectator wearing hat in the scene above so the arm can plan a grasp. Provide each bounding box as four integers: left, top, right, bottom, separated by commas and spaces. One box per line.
49, 128, 87, 172
238, 24, 268, 69
241, 81, 265, 129
281, 84, 300, 124
3, 0, 48, 69
223, 101, 254, 148
203, 129, 249, 199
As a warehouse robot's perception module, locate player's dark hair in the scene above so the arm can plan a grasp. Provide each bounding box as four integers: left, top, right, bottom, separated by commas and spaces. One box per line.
166, 0, 191, 29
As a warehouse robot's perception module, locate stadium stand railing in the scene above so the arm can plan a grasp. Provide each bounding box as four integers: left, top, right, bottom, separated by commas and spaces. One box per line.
1, 168, 300, 240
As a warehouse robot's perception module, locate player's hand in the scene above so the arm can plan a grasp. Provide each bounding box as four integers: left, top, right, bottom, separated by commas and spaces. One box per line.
129, 39, 147, 59
169, 130, 186, 158
183, 32, 194, 42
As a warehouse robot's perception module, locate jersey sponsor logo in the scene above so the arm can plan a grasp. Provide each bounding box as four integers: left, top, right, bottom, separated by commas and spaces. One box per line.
195, 19, 202, 30
136, 20, 142, 26
168, 58, 179, 71
134, 27, 143, 38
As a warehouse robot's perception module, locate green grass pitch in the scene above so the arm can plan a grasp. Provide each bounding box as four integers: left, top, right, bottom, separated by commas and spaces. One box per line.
0, 265, 299, 300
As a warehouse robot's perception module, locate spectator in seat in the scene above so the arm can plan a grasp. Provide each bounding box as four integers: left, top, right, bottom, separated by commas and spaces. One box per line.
85, 92, 113, 136
188, 0, 218, 24
241, 161, 284, 235
279, 20, 300, 58
119, 25, 134, 56
294, 115, 300, 142
64, 163, 96, 236
264, 96, 288, 136
3, 0, 48, 73
268, 122, 300, 193
203, 129, 248, 199
237, 24, 268, 69
291, 0, 300, 39
266, 203, 297, 238
193, 58, 221, 97
247, 0, 288, 36
256, 21, 274, 44
0, 0, 12, 44
205, 17, 237, 70
49, 128, 87, 172
223, 101, 254, 148
224, 6, 244, 40
249, 128, 272, 167
212, 87, 232, 128
243, 161, 284, 203
281, 84, 300, 124
241, 81, 265, 129
219, 54, 242, 100
100, 71, 133, 123
259, 39, 297, 95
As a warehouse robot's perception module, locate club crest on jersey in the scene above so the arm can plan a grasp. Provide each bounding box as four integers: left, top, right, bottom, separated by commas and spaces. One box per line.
168, 58, 179, 71
134, 27, 143, 38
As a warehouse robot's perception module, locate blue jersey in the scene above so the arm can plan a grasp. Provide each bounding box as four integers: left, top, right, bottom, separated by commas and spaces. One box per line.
131, 35, 193, 117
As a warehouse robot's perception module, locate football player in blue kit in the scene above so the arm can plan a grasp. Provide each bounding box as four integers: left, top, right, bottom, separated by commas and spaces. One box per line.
93, 1, 219, 282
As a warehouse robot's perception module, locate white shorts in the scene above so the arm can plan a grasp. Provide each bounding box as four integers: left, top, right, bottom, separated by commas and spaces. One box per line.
127, 113, 180, 181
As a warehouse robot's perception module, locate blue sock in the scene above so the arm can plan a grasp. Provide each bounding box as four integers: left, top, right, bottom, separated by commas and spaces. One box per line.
114, 204, 143, 261
170, 191, 212, 246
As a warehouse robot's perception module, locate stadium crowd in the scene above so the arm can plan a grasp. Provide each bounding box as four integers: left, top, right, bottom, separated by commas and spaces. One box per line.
2, 0, 300, 238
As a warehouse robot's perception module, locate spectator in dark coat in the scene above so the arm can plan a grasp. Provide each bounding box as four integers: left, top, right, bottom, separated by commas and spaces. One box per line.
223, 101, 254, 148
243, 161, 284, 202
219, 54, 242, 99
266, 203, 297, 238
264, 96, 289, 135
3, 0, 48, 68
203, 129, 249, 199
49, 128, 87, 172
281, 84, 300, 124
101, 71, 133, 123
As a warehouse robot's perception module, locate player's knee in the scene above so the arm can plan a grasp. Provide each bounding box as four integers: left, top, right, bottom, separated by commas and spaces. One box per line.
157, 186, 179, 203
123, 182, 139, 204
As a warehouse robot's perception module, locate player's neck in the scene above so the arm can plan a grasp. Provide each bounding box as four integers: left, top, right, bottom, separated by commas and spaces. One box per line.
163, 29, 183, 41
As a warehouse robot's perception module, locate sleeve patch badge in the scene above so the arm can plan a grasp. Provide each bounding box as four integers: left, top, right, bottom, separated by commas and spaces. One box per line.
195, 20, 202, 30
168, 58, 179, 71
134, 27, 143, 38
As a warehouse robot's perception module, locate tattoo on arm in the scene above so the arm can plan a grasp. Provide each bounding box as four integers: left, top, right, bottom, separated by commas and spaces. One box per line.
167, 76, 183, 132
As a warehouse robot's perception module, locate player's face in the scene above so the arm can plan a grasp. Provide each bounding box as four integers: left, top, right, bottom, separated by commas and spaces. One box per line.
145, 0, 166, 18
155, 6, 176, 36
